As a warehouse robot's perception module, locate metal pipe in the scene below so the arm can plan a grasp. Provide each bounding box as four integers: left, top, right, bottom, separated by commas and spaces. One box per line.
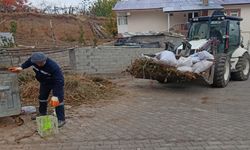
168, 13, 170, 32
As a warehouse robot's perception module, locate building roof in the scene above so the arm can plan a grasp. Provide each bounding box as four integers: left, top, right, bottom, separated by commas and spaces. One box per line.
113, 0, 250, 12
163, 1, 223, 12
113, 0, 167, 11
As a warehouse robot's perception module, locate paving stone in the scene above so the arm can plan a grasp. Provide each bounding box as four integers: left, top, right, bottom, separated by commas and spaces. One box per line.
170, 146, 188, 150
205, 146, 222, 150
1, 78, 250, 150
155, 147, 171, 150
187, 146, 205, 150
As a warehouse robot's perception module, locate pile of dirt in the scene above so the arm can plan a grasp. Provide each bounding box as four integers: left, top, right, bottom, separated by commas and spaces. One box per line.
18, 71, 122, 107
0, 12, 113, 47
127, 58, 198, 82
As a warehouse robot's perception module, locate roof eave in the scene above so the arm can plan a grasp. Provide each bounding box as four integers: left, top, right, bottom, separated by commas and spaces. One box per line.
113, 8, 163, 12
163, 7, 223, 13
222, 3, 250, 6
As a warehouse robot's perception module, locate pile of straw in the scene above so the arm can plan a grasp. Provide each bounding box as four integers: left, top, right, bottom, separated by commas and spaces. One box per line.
18, 71, 122, 106
127, 58, 198, 82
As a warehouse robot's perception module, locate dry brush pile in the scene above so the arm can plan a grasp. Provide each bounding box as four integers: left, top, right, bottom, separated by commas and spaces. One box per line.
18, 71, 122, 107
127, 58, 198, 82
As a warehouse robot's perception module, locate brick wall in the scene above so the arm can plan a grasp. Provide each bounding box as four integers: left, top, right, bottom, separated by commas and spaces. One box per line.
73, 46, 163, 74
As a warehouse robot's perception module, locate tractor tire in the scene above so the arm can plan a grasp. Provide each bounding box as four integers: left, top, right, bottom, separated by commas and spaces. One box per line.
231, 53, 250, 81
212, 53, 231, 88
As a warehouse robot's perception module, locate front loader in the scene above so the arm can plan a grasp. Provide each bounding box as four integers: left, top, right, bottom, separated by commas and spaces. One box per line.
168, 11, 250, 88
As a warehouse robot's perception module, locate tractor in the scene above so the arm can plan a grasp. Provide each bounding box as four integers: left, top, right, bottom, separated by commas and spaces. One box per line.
167, 11, 250, 88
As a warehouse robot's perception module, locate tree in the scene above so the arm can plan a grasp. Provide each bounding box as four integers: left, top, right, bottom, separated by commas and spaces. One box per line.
79, 0, 93, 15
104, 12, 117, 37
0, 0, 28, 12
88, 0, 118, 37
1, 0, 15, 5
89, 0, 118, 17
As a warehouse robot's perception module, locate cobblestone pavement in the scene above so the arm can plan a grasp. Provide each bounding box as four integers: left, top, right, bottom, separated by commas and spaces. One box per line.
1, 78, 250, 150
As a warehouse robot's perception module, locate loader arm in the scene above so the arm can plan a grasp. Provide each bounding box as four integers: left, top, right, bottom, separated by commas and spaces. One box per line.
199, 39, 219, 85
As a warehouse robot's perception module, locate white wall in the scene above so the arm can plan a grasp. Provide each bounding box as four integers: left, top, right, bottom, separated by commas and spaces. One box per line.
224, 4, 250, 47
116, 10, 217, 34
128, 10, 168, 33
116, 10, 190, 34
117, 24, 128, 34
116, 10, 169, 33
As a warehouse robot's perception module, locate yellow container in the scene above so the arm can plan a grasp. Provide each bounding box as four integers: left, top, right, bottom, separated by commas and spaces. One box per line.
36, 115, 58, 137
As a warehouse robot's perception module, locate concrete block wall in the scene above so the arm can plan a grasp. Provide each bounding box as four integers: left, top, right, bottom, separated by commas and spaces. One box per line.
46, 51, 71, 69
1, 47, 164, 74
0, 50, 70, 69
74, 46, 163, 74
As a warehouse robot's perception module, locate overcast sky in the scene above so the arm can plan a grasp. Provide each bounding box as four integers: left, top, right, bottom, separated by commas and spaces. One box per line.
28, 0, 86, 7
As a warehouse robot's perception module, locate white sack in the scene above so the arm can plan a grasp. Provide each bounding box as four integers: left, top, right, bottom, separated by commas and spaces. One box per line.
196, 51, 214, 60
190, 55, 201, 63
192, 60, 213, 74
190, 51, 214, 64
177, 66, 193, 73
177, 56, 193, 67
21, 106, 36, 114
157, 50, 177, 67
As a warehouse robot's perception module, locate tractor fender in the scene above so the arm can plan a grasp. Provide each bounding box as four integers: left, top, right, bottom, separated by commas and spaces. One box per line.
231, 47, 249, 71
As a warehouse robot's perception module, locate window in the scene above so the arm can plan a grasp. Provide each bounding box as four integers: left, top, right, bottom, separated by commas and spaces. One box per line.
188, 21, 209, 40
188, 12, 199, 19
230, 10, 239, 17
118, 16, 128, 25
210, 21, 227, 53
225, 9, 241, 17
229, 21, 240, 51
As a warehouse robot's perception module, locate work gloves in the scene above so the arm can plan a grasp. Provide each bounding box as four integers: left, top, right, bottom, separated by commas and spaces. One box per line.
8, 67, 23, 73
50, 96, 60, 107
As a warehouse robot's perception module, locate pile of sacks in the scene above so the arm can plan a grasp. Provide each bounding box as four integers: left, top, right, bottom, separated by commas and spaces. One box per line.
154, 50, 214, 74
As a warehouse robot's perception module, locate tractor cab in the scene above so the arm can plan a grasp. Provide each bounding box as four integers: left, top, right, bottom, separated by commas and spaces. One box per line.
187, 11, 242, 55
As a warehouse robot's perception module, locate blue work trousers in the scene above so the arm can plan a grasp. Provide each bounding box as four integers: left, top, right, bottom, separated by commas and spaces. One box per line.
38, 83, 65, 121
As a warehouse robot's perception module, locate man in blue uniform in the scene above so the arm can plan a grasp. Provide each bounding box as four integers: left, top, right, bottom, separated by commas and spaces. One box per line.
10, 52, 66, 127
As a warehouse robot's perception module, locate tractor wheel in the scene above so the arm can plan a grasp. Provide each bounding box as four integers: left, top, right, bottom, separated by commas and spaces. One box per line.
231, 53, 250, 81
212, 53, 231, 88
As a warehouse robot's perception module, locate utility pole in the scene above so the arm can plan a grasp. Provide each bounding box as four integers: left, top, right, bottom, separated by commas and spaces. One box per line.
50, 19, 57, 47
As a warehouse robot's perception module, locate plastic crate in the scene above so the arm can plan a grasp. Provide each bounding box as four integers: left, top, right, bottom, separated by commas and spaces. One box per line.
36, 115, 59, 137
0, 72, 21, 118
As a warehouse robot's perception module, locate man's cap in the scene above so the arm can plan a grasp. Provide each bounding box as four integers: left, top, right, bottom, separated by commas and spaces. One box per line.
31, 52, 47, 63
